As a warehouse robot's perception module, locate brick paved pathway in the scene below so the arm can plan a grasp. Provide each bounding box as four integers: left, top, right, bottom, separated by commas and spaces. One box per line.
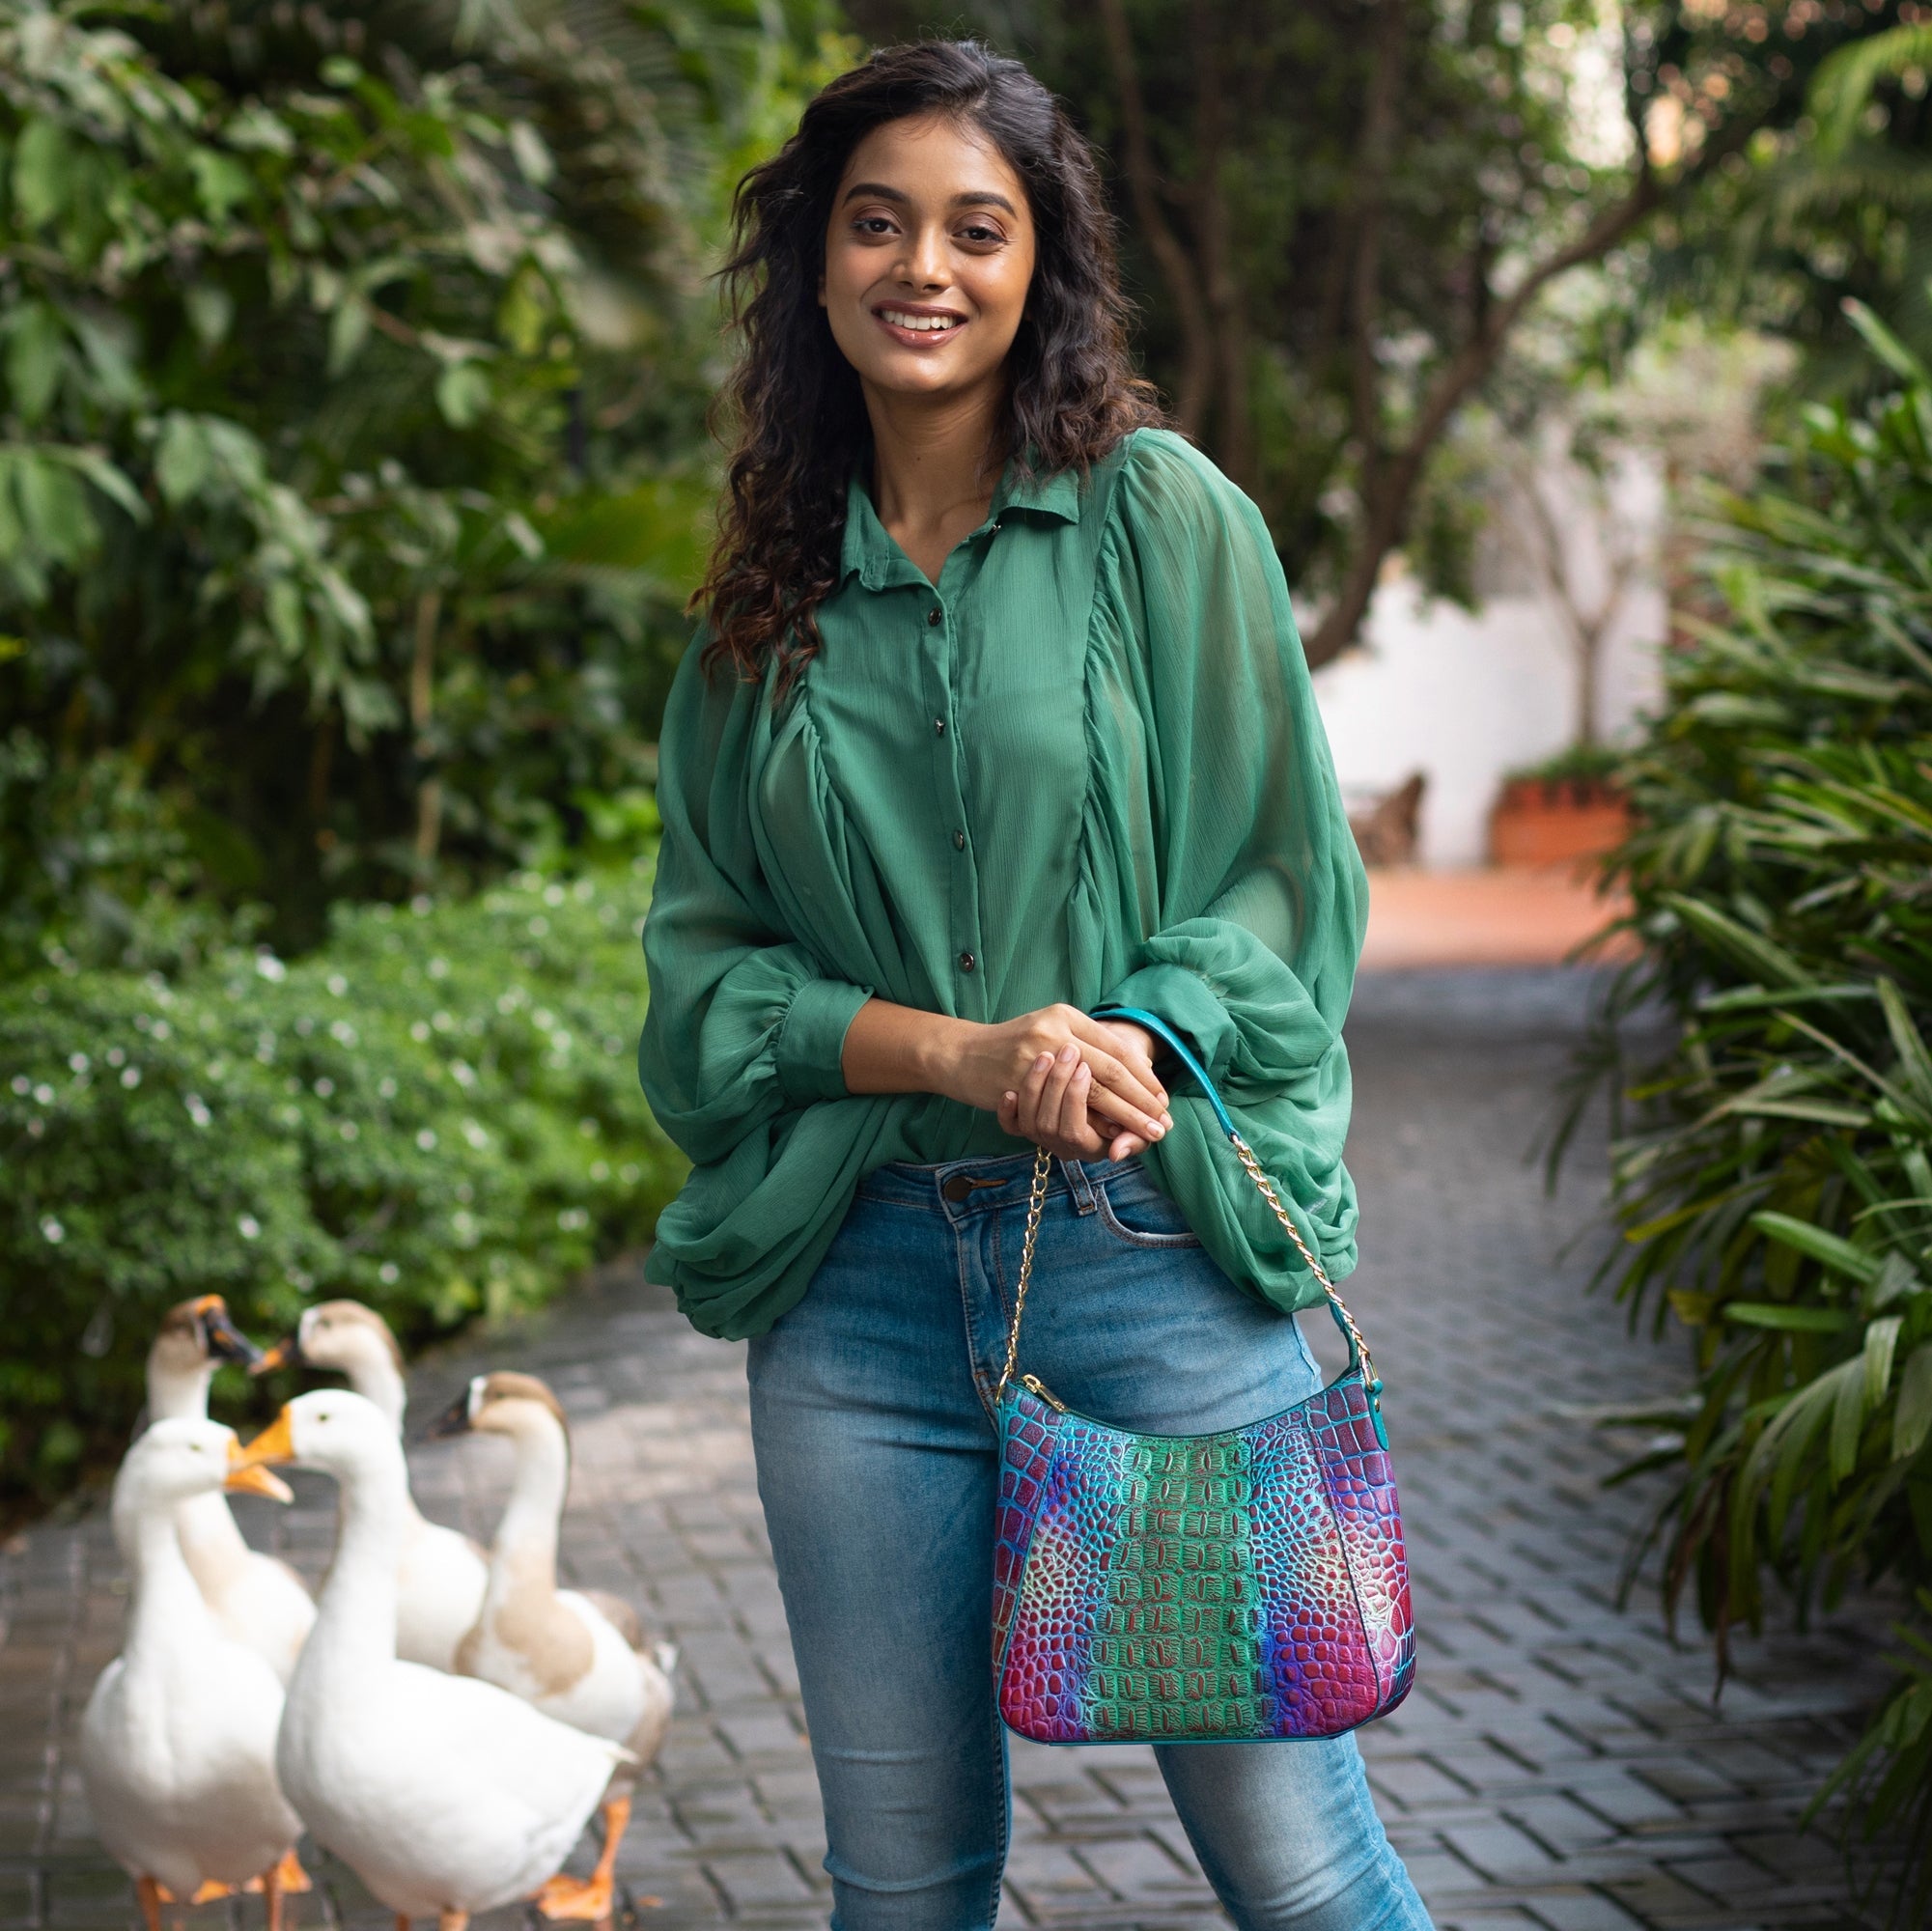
0, 968, 1900, 1931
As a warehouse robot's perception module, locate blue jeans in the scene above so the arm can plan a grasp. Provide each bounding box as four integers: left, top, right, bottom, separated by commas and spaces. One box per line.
747, 1150, 1433, 1931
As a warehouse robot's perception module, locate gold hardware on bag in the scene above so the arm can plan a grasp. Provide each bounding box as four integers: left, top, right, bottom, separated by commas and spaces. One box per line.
992, 1128, 1379, 1406
1020, 1374, 1065, 1412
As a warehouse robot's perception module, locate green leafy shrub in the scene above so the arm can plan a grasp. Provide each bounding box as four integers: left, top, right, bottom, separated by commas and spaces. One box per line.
0, 853, 682, 1510
1583, 304, 1932, 1918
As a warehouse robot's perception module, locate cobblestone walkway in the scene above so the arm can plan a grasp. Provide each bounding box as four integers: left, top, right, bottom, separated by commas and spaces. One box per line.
1, 968, 1899, 1931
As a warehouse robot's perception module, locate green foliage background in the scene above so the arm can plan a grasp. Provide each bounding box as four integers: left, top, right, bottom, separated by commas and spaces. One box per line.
2, 851, 685, 1504
1584, 305, 1932, 1917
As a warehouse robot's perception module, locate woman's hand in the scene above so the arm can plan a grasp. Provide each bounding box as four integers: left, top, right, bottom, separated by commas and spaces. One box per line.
842, 1001, 1171, 1154
995, 1017, 1165, 1162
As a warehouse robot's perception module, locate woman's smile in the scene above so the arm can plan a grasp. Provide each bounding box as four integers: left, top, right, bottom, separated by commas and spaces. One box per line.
820, 112, 1035, 405
872, 302, 967, 344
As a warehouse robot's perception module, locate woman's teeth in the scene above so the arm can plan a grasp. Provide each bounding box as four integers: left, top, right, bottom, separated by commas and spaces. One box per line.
879, 310, 961, 332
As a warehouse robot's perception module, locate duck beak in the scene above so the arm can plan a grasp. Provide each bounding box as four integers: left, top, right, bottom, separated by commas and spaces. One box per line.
202, 1304, 266, 1371
251, 1333, 300, 1376
232, 1407, 298, 1480
425, 1389, 473, 1440
224, 1435, 294, 1504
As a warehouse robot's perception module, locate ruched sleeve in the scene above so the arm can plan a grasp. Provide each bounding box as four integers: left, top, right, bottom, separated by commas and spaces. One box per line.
1096, 432, 1369, 1303
639, 639, 874, 1169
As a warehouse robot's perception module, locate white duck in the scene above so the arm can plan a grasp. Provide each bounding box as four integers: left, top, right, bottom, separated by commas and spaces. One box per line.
144, 1296, 316, 1686
431, 1373, 677, 1922
256, 1299, 488, 1671
80, 1419, 306, 1931
234, 1391, 631, 1931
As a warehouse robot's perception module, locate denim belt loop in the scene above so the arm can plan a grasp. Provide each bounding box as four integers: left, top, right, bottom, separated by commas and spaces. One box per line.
1058, 1158, 1098, 1215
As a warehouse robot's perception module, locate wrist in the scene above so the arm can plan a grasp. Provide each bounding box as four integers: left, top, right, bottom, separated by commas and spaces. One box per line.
912, 1013, 975, 1102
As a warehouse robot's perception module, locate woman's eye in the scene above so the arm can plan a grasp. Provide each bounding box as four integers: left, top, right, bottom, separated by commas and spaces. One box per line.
960, 225, 1003, 244
854, 216, 895, 236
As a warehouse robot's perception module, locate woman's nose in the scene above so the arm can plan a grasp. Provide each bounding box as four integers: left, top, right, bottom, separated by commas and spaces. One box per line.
895, 225, 949, 289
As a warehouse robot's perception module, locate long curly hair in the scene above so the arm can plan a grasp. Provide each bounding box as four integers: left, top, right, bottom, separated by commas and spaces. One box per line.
694, 39, 1165, 689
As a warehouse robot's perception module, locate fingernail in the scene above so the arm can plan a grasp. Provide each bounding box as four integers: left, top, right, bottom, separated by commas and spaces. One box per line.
1075, 1064, 1090, 1082
1059, 1043, 1078, 1063
1035, 1053, 1053, 1072
1149, 1120, 1164, 1137
1003, 1092, 1017, 1105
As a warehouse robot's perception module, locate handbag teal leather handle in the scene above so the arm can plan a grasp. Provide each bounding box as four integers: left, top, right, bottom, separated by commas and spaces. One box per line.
1090, 1002, 1379, 1398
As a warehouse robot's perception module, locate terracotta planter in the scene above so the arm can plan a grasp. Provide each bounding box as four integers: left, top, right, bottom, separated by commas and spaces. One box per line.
1489, 778, 1630, 869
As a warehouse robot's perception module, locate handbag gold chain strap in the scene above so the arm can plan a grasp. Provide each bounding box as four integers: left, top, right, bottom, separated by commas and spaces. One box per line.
994, 1140, 1377, 1401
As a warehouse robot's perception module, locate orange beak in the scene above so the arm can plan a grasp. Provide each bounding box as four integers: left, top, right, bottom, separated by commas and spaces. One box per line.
224, 1432, 294, 1504
229, 1407, 298, 1496
251, 1335, 297, 1376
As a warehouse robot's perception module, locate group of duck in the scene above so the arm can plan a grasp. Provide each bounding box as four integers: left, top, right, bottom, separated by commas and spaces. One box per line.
82, 1295, 677, 1931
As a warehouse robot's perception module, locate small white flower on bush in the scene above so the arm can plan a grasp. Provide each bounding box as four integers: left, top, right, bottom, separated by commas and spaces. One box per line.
329, 1021, 358, 1047
255, 953, 288, 983
327, 974, 349, 997
33, 1082, 54, 1104
527, 914, 549, 937
619, 1163, 640, 1185
68, 1052, 89, 1074
543, 883, 566, 908
183, 1093, 212, 1129
152, 1020, 171, 1040
550, 1030, 572, 1052
409, 1021, 431, 1043
451, 1060, 477, 1089
557, 1206, 589, 1231
106, 1047, 125, 1067
462, 1119, 489, 1149
378, 1076, 398, 1099
121, 1066, 140, 1088
41, 1216, 65, 1244
378, 1261, 401, 1284
590, 1161, 609, 1181
10, 1075, 28, 1094
428, 956, 450, 980
340, 1120, 359, 1141
314, 1077, 335, 1097
238, 1214, 261, 1240
452, 1210, 478, 1246
416, 1129, 437, 1150
532, 1008, 554, 1029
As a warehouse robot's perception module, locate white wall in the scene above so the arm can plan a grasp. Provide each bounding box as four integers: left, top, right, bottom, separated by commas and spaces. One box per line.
1308, 455, 1667, 869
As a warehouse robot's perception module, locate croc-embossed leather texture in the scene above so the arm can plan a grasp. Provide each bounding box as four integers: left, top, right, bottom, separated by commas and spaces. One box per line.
991, 1006, 1415, 1746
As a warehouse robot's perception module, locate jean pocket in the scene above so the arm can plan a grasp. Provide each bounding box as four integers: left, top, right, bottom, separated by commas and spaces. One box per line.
1093, 1173, 1202, 1248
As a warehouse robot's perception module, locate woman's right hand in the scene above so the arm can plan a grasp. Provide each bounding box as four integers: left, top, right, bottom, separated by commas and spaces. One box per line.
841, 999, 1173, 1147
938, 1004, 1172, 1145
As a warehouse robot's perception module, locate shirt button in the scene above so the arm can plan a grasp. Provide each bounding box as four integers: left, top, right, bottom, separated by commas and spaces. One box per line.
934, 718, 946, 736
927, 607, 941, 627
959, 951, 976, 972
954, 829, 966, 851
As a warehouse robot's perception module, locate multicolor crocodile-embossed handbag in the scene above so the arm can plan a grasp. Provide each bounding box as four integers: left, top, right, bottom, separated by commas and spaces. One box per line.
991, 1003, 1414, 1747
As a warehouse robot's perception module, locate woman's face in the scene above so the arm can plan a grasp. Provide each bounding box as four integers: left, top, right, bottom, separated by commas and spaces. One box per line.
820, 111, 1037, 408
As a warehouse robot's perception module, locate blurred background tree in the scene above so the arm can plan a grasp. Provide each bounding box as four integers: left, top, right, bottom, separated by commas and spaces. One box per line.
0, 0, 845, 974
845, 0, 1918, 666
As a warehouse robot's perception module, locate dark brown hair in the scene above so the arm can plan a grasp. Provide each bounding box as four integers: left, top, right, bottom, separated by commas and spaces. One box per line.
694, 39, 1164, 689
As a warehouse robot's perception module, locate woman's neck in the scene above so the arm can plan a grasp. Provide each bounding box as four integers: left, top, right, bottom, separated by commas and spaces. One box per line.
864, 380, 1007, 575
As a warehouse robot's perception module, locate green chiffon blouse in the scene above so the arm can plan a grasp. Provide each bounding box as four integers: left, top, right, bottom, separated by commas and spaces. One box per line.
638, 427, 1368, 1340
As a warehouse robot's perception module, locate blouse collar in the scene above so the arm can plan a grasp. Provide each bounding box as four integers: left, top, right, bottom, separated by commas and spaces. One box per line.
839, 445, 1081, 590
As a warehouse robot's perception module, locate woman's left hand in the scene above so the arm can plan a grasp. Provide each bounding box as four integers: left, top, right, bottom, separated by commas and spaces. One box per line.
997, 1020, 1160, 1161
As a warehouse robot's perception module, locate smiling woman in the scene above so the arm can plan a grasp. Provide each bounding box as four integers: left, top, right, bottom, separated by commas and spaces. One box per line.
639, 38, 1431, 1931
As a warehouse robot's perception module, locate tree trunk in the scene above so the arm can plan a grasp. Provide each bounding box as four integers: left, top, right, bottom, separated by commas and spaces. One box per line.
410, 588, 442, 868
1097, 0, 1216, 433
1190, 0, 1252, 490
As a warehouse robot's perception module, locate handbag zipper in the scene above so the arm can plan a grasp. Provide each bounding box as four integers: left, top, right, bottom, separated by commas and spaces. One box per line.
1020, 1374, 1066, 1412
